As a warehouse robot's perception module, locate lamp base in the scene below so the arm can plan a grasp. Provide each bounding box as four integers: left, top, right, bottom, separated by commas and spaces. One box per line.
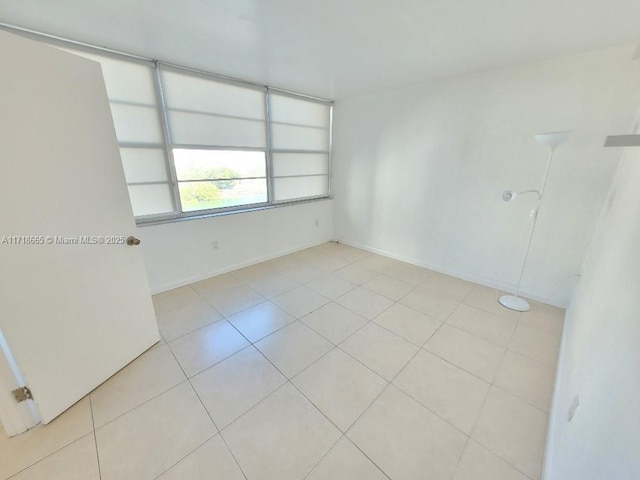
498, 295, 530, 312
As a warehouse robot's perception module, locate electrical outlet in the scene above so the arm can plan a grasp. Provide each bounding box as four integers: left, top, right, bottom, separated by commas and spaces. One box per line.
212, 240, 219, 250
567, 395, 580, 422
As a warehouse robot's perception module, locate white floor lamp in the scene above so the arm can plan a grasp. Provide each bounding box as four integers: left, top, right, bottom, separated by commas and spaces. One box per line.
499, 131, 572, 312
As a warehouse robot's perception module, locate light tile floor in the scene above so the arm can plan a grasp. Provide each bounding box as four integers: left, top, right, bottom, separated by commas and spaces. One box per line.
0, 242, 564, 480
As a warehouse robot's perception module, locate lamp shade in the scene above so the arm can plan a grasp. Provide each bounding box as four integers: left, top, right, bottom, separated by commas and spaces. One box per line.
502, 190, 516, 202
534, 131, 571, 149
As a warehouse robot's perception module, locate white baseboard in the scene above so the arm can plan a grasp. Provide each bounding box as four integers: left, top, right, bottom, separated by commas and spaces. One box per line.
336, 238, 567, 308
149, 238, 333, 295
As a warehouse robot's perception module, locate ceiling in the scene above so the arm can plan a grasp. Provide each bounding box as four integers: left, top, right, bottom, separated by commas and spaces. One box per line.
1, 0, 639, 99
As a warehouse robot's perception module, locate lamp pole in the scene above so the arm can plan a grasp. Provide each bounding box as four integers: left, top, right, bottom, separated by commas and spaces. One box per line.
499, 131, 571, 312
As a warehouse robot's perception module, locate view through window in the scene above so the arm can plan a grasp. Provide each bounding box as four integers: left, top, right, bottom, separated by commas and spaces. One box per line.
173, 149, 268, 212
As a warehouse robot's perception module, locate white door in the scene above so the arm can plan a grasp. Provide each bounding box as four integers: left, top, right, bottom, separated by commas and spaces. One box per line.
0, 31, 159, 425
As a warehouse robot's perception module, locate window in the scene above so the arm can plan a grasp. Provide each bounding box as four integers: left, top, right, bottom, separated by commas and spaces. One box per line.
54, 41, 332, 223
58, 46, 176, 219
160, 67, 270, 213
173, 149, 267, 211
270, 93, 332, 202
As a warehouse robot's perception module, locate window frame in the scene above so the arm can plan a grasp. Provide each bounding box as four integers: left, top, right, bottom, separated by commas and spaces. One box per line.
268, 90, 332, 204
152, 69, 334, 223
171, 146, 271, 215
153, 63, 333, 223
8, 25, 333, 225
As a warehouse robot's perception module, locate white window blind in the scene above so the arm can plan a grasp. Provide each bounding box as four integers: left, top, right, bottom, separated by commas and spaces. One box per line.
160, 68, 269, 212
58, 46, 175, 218
51, 37, 332, 221
269, 93, 331, 202
160, 68, 267, 148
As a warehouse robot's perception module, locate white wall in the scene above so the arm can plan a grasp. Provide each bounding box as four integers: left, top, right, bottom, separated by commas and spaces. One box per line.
332, 44, 640, 306
544, 144, 640, 479
138, 200, 333, 293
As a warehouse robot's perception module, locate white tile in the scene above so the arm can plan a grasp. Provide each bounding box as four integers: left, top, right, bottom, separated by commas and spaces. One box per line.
227, 301, 295, 342
463, 286, 521, 320
282, 264, 327, 284
271, 286, 330, 318
334, 264, 379, 285
191, 346, 286, 429
169, 319, 249, 377
246, 272, 299, 298
335, 287, 394, 320
420, 273, 475, 301
329, 245, 372, 263
10, 434, 99, 480
509, 323, 560, 367
340, 323, 418, 381
308, 255, 353, 272
453, 440, 530, 480
289, 247, 323, 262
312, 242, 344, 255
399, 288, 460, 321
348, 386, 467, 480
156, 298, 222, 342
471, 387, 547, 480
425, 325, 505, 382
230, 263, 274, 283
90, 345, 186, 427
301, 302, 368, 344
152, 286, 202, 316
96, 382, 216, 480
494, 351, 556, 411
518, 301, 565, 338
394, 350, 489, 433
293, 349, 387, 431
222, 383, 341, 480
191, 274, 241, 297
374, 303, 441, 345
355, 254, 399, 273
158, 435, 245, 480
255, 322, 333, 377
307, 437, 388, 480
307, 274, 358, 300
384, 262, 433, 285
0, 398, 93, 479
200, 284, 265, 317
362, 274, 414, 300
447, 303, 518, 347
262, 254, 304, 272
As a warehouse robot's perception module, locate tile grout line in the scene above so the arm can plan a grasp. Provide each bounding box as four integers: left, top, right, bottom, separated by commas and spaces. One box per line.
342, 303, 453, 478
152, 244, 557, 480
450, 304, 539, 480
185, 379, 250, 480
150, 435, 222, 480
158, 335, 250, 480
337, 288, 528, 479
224, 316, 347, 433
87, 336, 206, 432
4, 433, 94, 480
321, 300, 457, 475
212, 311, 389, 478
325, 313, 449, 479
88, 396, 103, 480
184, 254, 537, 453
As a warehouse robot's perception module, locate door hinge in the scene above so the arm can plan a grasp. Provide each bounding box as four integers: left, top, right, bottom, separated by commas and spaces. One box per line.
11, 386, 33, 403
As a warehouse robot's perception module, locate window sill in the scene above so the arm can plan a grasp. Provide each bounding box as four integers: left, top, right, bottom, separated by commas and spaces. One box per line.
136, 196, 332, 227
